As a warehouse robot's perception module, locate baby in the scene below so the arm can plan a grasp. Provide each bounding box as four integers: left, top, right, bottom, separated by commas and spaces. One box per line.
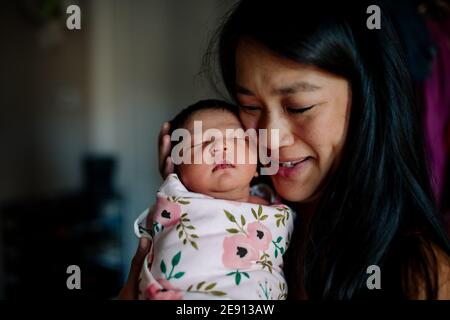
134, 99, 295, 300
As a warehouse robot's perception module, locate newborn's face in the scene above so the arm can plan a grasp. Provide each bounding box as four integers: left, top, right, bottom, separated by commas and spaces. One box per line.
176, 109, 257, 197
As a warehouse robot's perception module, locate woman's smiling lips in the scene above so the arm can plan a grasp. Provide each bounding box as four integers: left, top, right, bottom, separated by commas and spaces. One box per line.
275, 157, 312, 178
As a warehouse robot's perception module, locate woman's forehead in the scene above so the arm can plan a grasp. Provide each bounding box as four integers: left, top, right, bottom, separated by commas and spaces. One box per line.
235, 39, 343, 93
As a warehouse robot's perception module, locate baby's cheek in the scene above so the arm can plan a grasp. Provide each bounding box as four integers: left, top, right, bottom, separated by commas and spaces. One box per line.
179, 164, 211, 193
239, 163, 258, 180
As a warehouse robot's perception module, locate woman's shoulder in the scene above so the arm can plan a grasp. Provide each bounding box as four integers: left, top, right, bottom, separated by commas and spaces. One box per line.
416, 239, 450, 299
429, 242, 450, 299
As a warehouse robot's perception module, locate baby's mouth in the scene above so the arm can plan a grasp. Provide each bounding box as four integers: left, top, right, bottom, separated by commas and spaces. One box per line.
212, 161, 236, 172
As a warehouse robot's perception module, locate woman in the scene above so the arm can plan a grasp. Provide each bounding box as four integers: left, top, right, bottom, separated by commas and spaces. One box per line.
120, 0, 450, 299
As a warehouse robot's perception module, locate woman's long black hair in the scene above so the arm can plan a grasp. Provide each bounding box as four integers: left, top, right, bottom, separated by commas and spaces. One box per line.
205, 0, 450, 299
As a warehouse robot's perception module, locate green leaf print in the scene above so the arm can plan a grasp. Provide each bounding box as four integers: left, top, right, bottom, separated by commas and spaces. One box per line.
176, 212, 199, 250
225, 270, 250, 286
278, 282, 288, 300
162, 251, 186, 281
272, 237, 286, 259
251, 208, 258, 220
257, 253, 273, 273
258, 280, 272, 300
236, 272, 242, 285
223, 210, 247, 235
205, 283, 216, 290
172, 251, 181, 266
190, 241, 198, 250
274, 206, 290, 227
187, 281, 227, 297
240, 215, 246, 226
224, 210, 236, 223
197, 281, 205, 290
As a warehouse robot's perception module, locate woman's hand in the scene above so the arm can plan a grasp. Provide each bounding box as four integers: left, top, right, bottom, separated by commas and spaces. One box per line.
159, 122, 174, 179
118, 237, 151, 300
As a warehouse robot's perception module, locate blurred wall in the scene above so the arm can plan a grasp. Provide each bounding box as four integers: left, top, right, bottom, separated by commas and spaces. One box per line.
86, 0, 236, 274
0, 0, 90, 201
0, 0, 236, 292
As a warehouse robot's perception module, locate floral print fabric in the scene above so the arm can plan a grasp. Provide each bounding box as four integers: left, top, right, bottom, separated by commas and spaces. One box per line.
134, 174, 295, 300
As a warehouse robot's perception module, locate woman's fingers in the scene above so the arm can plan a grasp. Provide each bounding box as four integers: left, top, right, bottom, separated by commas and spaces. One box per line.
158, 122, 170, 144
162, 155, 174, 179
158, 122, 174, 178
118, 237, 151, 300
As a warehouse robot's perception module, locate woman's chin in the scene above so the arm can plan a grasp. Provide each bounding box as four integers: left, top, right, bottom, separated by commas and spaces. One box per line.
271, 177, 316, 203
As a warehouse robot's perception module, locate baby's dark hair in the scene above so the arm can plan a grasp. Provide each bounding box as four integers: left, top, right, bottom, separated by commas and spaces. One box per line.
169, 99, 240, 150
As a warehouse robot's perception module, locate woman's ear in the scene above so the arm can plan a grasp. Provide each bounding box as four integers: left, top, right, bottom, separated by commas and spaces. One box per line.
254, 171, 259, 178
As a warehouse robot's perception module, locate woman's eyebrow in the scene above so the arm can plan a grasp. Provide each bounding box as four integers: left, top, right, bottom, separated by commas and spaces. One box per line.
236, 81, 321, 96
273, 81, 322, 95
236, 85, 254, 96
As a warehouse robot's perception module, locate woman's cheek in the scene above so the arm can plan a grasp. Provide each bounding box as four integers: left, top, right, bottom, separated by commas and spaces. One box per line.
320, 108, 348, 153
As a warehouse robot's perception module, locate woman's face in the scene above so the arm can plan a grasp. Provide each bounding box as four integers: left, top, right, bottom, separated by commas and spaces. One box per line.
235, 39, 352, 203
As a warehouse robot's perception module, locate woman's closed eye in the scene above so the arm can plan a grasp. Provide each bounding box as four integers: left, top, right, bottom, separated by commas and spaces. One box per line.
240, 104, 317, 114
286, 105, 316, 114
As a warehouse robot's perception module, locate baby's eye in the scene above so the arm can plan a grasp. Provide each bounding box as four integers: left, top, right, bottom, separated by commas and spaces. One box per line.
202, 137, 215, 147
240, 105, 262, 113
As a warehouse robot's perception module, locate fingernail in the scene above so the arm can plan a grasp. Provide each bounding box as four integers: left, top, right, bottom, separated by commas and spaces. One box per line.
139, 237, 150, 251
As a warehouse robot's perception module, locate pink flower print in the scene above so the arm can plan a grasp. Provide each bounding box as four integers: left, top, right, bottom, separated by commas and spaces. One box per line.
153, 197, 182, 227
222, 235, 259, 269
247, 221, 272, 251
146, 278, 183, 300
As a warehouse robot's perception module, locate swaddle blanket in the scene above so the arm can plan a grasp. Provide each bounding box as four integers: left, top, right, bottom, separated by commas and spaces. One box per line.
134, 174, 295, 300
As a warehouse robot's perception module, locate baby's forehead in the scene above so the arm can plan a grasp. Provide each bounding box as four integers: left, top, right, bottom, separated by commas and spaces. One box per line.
184, 109, 243, 133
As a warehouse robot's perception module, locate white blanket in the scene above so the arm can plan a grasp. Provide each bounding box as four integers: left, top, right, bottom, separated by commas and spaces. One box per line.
134, 174, 295, 300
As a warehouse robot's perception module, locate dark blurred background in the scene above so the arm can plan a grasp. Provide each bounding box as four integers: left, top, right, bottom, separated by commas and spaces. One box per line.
0, 0, 449, 299
0, 0, 235, 299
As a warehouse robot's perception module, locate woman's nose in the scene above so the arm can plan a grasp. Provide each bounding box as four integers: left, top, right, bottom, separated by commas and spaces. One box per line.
260, 112, 295, 151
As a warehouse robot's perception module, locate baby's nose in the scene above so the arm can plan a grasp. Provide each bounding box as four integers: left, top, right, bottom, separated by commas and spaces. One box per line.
211, 139, 228, 155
